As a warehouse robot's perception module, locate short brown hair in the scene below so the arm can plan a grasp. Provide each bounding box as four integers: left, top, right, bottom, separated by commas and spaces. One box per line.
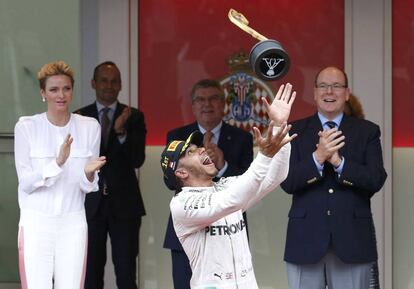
37, 61, 74, 90
190, 79, 224, 102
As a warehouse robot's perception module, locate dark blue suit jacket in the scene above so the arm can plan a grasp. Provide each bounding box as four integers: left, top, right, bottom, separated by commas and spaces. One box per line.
281, 114, 387, 264
75, 102, 146, 220
163, 121, 253, 250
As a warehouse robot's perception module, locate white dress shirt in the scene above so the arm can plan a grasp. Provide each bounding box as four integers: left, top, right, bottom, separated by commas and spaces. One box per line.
14, 113, 101, 215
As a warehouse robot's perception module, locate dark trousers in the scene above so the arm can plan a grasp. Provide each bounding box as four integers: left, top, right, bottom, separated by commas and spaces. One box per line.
85, 197, 141, 289
171, 250, 192, 289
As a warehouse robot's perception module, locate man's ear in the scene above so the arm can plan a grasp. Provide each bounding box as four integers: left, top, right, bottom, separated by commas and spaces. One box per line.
175, 168, 188, 181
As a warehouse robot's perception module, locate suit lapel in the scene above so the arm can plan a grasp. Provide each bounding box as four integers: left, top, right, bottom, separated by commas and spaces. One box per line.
78, 103, 99, 121
217, 122, 232, 148
107, 102, 123, 146
89, 103, 99, 121
338, 115, 354, 158
113, 102, 123, 125
188, 122, 199, 135
302, 114, 323, 155
308, 113, 323, 132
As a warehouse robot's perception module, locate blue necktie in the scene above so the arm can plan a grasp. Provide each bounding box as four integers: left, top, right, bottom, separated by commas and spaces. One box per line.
325, 121, 336, 129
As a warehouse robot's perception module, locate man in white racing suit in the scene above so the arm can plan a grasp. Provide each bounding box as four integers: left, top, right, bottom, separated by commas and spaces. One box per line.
160, 83, 297, 289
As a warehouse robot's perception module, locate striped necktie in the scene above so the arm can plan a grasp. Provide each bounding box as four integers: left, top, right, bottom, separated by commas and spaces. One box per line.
101, 107, 111, 148
203, 130, 213, 146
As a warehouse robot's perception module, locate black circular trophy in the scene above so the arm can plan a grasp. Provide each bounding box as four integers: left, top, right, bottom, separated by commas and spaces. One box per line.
228, 9, 290, 81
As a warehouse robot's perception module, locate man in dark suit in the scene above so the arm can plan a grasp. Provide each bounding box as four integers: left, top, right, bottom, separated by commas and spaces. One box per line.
281, 66, 387, 289
75, 61, 146, 289
163, 79, 253, 289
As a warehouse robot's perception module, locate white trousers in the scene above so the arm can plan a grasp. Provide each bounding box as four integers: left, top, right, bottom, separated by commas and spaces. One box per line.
18, 210, 88, 289
286, 249, 372, 289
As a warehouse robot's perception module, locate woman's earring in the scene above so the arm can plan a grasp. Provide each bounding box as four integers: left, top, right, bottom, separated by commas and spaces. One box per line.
42, 97, 46, 102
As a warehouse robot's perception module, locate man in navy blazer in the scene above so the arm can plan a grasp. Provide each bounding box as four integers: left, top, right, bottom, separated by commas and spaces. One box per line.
281, 66, 387, 289
75, 61, 146, 289
163, 79, 253, 289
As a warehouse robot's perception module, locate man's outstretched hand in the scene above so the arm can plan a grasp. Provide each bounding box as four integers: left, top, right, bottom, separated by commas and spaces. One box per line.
253, 121, 297, 158
262, 83, 296, 126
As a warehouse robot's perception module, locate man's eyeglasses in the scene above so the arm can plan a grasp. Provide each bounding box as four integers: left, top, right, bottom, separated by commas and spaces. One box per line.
315, 83, 347, 92
192, 94, 223, 104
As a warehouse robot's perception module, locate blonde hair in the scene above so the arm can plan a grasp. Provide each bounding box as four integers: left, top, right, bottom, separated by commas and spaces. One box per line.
37, 61, 74, 90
